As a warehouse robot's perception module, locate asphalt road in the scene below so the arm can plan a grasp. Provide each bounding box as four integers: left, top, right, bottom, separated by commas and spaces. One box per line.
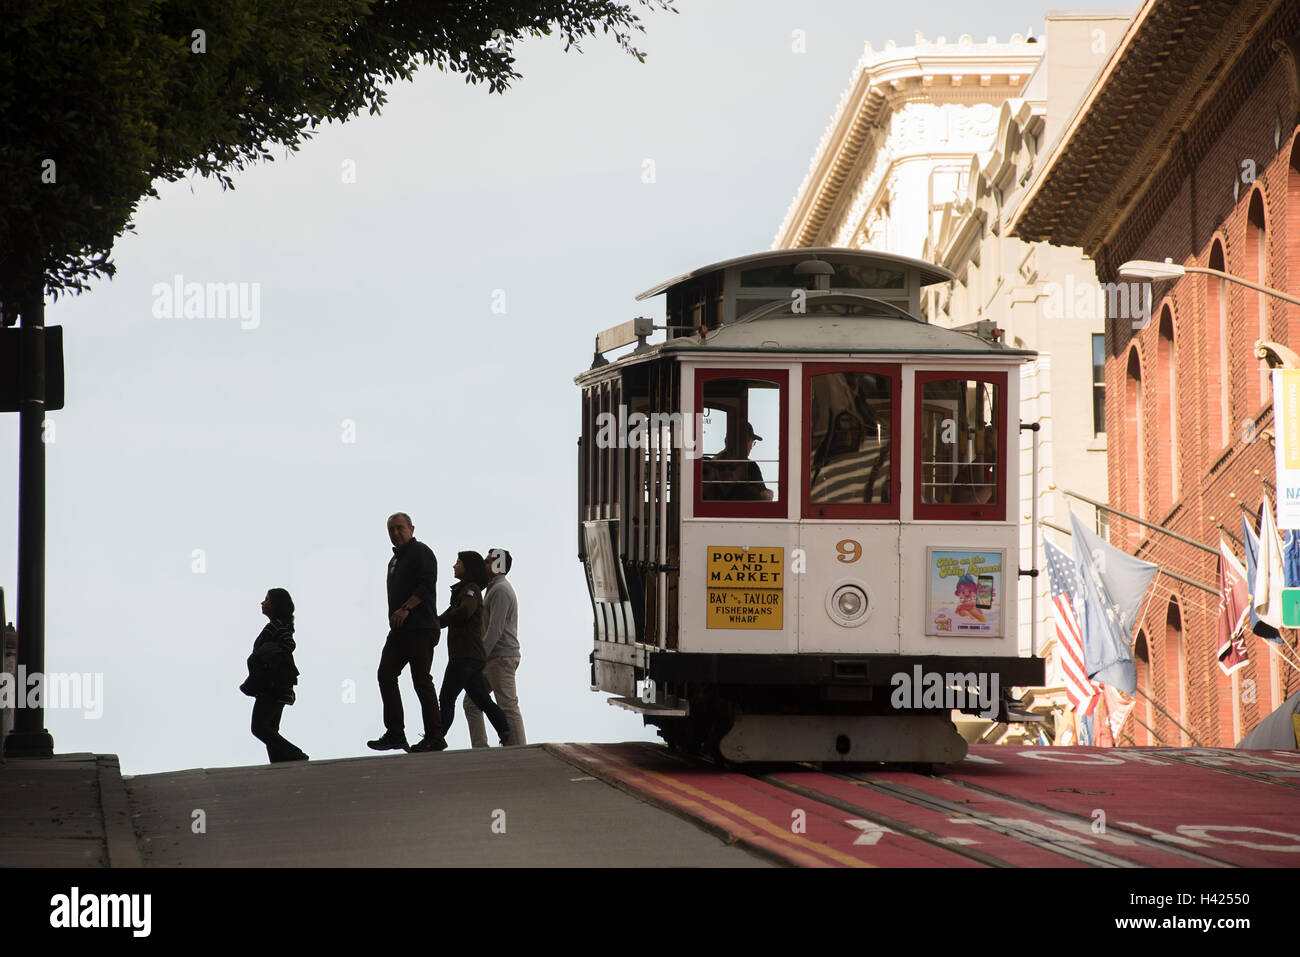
124, 744, 771, 867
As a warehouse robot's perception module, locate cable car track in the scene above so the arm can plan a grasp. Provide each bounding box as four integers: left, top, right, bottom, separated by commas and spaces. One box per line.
662, 746, 1167, 867
926, 773, 1238, 868
758, 770, 1156, 868
1132, 751, 1300, 790
748, 772, 1019, 868
661, 747, 1237, 867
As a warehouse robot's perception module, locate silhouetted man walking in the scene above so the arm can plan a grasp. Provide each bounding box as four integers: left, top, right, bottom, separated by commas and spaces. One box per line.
368, 512, 447, 753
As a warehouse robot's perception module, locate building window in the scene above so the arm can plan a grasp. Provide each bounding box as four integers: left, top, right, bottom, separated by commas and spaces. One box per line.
1125, 347, 1144, 526
1158, 309, 1177, 507
1247, 191, 1268, 407
1208, 242, 1230, 449
1091, 334, 1106, 435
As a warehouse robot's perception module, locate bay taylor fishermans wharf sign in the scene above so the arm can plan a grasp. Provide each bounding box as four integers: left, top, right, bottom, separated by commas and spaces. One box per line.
706, 546, 784, 629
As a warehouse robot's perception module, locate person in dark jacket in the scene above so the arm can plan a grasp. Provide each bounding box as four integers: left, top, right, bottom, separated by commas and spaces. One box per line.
240, 588, 308, 763
370, 512, 448, 754
437, 551, 513, 746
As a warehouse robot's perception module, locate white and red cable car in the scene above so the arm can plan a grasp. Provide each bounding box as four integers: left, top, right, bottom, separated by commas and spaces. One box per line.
576, 248, 1043, 763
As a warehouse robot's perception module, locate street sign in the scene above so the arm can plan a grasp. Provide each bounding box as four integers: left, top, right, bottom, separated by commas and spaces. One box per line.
1283, 587, 1300, 628
0, 325, 65, 411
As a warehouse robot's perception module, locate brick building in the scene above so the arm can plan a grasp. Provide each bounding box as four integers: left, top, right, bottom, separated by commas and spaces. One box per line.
1012, 0, 1300, 746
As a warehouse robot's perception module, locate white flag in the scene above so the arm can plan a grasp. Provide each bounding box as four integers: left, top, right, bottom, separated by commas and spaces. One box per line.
1254, 499, 1285, 630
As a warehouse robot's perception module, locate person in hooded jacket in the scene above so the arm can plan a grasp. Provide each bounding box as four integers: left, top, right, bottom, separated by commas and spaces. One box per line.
240, 587, 308, 763
437, 551, 513, 746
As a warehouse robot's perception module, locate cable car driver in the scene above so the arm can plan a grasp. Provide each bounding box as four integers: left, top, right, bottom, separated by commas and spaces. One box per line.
704, 422, 772, 501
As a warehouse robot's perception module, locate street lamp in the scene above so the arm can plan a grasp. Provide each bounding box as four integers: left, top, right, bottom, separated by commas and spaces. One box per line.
1118, 259, 1300, 307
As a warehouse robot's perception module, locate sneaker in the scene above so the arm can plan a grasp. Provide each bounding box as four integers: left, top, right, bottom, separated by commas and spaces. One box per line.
410, 734, 448, 753
367, 732, 409, 752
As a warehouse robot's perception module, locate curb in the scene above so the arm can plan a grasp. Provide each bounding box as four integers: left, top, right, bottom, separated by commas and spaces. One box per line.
95, 755, 142, 868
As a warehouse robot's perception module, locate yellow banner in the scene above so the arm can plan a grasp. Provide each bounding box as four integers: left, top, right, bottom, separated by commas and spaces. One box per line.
706, 546, 783, 629
1283, 369, 1300, 471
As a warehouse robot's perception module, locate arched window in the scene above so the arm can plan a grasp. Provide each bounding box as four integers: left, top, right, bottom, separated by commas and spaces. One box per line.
1134, 631, 1151, 746
1207, 241, 1230, 449
1125, 347, 1145, 535
1164, 599, 1186, 746
1246, 191, 1268, 409
1157, 308, 1177, 509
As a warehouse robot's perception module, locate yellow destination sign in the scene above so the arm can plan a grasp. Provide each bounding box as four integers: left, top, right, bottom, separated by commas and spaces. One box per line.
706, 546, 783, 629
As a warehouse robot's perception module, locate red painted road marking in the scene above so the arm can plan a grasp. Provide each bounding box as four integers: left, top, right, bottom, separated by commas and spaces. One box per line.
939, 746, 1300, 867
552, 743, 983, 868
770, 770, 1097, 867
848, 771, 1217, 868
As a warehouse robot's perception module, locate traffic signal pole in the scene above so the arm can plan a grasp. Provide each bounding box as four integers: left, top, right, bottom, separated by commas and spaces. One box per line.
5, 282, 53, 757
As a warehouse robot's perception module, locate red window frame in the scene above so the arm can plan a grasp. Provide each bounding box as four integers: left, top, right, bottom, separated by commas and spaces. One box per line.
912, 370, 1007, 522
802, 363, 901, 520
693, 368, 788, 519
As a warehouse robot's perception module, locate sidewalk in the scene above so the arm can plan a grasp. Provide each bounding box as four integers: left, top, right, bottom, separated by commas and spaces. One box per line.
0, 753, 140, 867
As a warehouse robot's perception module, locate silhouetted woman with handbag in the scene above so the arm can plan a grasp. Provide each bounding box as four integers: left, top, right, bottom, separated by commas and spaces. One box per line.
240, 587, 308, 763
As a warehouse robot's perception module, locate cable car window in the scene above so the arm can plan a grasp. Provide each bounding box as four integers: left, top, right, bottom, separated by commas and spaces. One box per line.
694, 369, 788, 518
915, 374, 1004, 520
701, 379, 779, 502
809, 371, 892, 505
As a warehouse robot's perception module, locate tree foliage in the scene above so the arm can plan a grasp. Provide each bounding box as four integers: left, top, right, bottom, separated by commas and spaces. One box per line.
0, 0, 674, 319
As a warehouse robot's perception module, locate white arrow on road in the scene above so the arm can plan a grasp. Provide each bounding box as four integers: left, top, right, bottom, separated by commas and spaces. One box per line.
846, 820, 897, 846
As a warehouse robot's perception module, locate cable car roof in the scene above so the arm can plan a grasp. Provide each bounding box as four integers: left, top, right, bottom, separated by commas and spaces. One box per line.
635, 247, 955, 301
657, 294, 1035, 356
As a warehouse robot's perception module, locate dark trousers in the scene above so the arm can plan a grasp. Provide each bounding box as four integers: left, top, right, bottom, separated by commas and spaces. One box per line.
440, 658, 511, 742
378, 627, 443, 739
251, 697, 308, 763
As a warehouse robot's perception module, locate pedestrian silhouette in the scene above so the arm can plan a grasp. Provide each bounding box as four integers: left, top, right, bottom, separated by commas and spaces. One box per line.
240, 588, 308, 763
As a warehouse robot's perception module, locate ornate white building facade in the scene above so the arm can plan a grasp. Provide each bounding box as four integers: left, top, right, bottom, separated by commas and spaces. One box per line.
775, 15, 1131, 742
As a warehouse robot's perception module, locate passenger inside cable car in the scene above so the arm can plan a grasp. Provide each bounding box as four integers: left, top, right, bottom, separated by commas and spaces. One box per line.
704, 422, 772, 501
700, 376, 779, 502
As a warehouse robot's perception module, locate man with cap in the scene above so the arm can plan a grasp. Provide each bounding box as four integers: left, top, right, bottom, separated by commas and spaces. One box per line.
464, 547, 527, 748
710, 422, 772, 501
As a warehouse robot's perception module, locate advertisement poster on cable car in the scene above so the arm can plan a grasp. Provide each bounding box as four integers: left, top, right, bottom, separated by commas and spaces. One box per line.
925, 548, 1003, 637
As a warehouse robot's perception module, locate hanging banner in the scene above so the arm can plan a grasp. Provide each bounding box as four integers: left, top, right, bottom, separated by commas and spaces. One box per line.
1275, 369, 1300, 529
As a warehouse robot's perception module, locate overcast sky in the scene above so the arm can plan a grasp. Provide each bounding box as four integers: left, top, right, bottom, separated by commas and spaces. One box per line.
1, 0, 1134, 775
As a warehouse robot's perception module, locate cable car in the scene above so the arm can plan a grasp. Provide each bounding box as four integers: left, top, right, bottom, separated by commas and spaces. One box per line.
575, 248, 1044, 763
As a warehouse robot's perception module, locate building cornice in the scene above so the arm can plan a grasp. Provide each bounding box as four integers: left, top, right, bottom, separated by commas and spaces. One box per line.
1009, 0, 1296, 257
774, 34, 1045, 250
929, 99, 1046, 272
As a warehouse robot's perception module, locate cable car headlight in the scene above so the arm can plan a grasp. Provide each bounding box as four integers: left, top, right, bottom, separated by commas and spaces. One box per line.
828, 584, 870, 626
837, 589, 863, 617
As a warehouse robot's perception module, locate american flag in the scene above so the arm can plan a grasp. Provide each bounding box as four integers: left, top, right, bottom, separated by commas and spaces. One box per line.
1043, 538, 1101, 717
